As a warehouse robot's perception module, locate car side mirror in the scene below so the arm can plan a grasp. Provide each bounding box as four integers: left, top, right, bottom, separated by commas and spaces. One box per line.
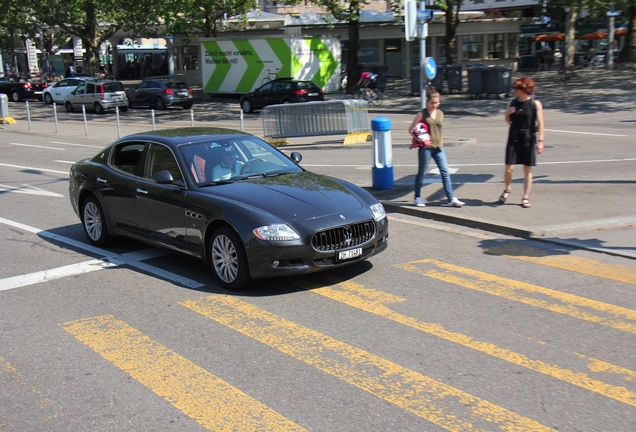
154, 170, 175, 184
290, 151, 302, 164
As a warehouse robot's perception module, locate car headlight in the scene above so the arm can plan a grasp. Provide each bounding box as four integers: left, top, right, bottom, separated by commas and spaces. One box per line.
253, 224, 300, 241
370, 203, 386, 221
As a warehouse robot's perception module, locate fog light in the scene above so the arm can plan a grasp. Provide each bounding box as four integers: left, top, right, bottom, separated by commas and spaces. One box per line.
272, 260, 280, 268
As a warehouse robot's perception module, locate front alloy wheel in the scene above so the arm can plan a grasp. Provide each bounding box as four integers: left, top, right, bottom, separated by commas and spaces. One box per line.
81, 196, 110, 246
210, 226, 250, 290
241, 100, 253, 113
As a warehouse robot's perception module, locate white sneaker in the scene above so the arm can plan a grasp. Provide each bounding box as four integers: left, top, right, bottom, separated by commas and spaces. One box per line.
414, 197, 426, 207
444, 197, 465, 207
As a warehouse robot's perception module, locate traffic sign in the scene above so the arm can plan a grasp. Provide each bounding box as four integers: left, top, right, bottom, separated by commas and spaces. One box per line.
424, 57, 436, 80
607, 10, 621, 17
417, 9, 434, 20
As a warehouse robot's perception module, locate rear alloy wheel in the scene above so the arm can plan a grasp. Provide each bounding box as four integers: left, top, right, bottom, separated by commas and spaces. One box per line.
241, 100, 253, 113
65, 101, 74, 112
44, 93, 53, 104
154, 97, 166, 110
210, 226, 250, 290
94, 103, 105, 114
81, 196, 110, 246
10, 91, 19, 102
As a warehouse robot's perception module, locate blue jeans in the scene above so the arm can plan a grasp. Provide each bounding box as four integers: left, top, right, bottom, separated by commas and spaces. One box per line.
414, 147, 455, 201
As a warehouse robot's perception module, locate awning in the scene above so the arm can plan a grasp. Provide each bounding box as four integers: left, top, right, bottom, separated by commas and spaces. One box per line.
534, 33, 564, 42
615, 28, 627, 36
578, 32, 608, 40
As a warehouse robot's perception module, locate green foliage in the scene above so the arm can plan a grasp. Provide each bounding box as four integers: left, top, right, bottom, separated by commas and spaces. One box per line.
166, 0, 258, 40
0, 0, 39, 71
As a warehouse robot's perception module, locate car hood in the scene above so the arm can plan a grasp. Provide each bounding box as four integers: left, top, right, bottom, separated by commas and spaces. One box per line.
201, 172, 366, 220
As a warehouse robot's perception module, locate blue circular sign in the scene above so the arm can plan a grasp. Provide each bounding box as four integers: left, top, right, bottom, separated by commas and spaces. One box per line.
425, 57, 437, 80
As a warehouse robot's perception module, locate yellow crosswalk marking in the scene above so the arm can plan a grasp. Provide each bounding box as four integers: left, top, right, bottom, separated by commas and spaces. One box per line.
299, 280, 636, 407
486, 243, 636, 285
183, 295, 553, 431
397, 259, 636, 334
60, 315, 305, 432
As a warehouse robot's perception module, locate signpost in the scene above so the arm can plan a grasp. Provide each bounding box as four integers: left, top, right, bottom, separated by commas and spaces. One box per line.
404, 0, 434, 109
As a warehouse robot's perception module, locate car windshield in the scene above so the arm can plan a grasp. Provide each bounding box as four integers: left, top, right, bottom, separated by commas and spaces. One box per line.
103, 82, 124, 92
179, 136, 303, 186
166, 81, 188, 90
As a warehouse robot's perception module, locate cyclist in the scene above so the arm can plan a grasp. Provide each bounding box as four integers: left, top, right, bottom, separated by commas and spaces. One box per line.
356, 71, 377, 100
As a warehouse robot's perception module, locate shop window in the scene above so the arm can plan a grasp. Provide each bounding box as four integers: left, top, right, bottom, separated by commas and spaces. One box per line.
462, 35, 483, 60
488, 34, 503, 59
183, 46, 199, 71
508, 34, 518, 57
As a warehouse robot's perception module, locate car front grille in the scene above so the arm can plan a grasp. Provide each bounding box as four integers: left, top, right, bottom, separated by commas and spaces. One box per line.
311, 221, 376, 252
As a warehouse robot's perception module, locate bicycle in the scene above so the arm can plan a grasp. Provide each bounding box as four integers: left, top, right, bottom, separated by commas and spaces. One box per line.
356, 86, 383, 106
261, 68, 280, 85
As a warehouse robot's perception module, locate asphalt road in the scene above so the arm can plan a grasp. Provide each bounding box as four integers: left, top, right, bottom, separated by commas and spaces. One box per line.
1, 92, 635, 431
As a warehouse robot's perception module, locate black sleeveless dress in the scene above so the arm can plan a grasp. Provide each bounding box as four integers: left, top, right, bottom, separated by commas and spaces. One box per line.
505, 98, 537, 166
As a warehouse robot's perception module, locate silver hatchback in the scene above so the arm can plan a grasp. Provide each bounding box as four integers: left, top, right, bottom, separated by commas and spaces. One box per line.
64, 81, 129, 114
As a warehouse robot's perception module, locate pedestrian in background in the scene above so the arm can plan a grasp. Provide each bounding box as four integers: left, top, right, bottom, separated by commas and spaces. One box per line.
409, 86, 465, 208
499, 77, 544, 208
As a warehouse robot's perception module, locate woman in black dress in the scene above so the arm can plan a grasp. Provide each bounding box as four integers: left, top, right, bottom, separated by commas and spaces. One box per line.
499, 77, 545, 208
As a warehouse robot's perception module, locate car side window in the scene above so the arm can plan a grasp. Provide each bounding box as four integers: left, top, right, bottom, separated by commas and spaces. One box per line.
86, 83, 96, 94
74, 83, 86, 94
138, 82, 150, 89
144, 143, 183, 183
272, 82, 284, 91
260, 83, 273, 92
111, 142, 145, 176
149, 81, 161, 89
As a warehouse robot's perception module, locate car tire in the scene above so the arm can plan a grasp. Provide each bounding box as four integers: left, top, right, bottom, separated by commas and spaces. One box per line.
10, 91, 20, 102
241, 100, 253, 114
182, 102, 193, 110
44, 93, 53, 104
120, 105, 128, 112
209, 226, 250, 290
81, 195, 111, 246
154, 97, 166, 110
65, 101, 74, 112
94, 103, 105, 114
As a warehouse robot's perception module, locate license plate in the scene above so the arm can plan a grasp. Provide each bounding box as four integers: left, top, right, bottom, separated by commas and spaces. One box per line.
177, 91, 188, 96
338, 247, 362, 261
308, 92, 318, 97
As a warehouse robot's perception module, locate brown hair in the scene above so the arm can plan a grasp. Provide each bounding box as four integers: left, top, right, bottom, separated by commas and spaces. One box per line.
426, 86, 440, 101
513, 77, 535, 95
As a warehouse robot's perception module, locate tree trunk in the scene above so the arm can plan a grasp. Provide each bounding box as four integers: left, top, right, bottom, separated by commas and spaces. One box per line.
564, 5, 579, 68
619, 1, 636, 64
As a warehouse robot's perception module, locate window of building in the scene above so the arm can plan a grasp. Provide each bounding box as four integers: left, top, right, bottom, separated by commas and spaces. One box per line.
410, 39, 431, 67
507, 34, 518, 57
183, 46, 199, 71
462, 35, 482, 60
359, 40, 379, 65
488, 34, 503, 59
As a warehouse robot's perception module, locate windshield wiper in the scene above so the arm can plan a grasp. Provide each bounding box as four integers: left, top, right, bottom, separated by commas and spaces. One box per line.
197, 179, 236, 187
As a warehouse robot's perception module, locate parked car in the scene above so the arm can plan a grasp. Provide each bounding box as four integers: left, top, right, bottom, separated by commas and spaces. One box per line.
68, 127, 388, 290
42, 77, 93, 104
126, 77, 193, 110
239, 78, 324, 113
64, 80, 128, 114
0, 76, 46, 102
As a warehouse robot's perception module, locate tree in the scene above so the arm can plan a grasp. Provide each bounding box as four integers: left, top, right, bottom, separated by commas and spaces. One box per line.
436, 0, 464, 65
0, 0, 38, 75
619, 0, 636, 63
34, 0, 164, 76
165, 0, 257, 40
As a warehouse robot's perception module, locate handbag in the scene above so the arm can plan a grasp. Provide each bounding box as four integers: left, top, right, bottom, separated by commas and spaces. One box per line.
409, 122, 431, 149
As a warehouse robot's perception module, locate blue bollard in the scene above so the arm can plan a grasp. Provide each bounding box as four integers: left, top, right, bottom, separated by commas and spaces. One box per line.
371, 116, 394, 190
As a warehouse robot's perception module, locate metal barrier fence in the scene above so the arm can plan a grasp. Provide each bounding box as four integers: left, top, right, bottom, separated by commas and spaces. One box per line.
261, 99, 371, 145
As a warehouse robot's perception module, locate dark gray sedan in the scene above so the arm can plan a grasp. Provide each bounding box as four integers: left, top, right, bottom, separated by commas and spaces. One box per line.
126, 78, 194, 110
69, 127, 388, 290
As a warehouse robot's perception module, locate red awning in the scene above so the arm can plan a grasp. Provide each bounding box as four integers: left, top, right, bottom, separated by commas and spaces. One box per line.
534, 33, 565, 42
578, 32, 608, 40
615, 28, 627, 37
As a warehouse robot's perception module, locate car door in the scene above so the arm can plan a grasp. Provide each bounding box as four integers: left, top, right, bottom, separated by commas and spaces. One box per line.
129, 81, 149, 105
97, 141, 146, 234
134, 142, 189, 252
251, 82, 273, 109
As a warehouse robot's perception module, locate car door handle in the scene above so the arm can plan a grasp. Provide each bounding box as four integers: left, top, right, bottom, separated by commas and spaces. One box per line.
97, 177, 107, 183
136, 188, 148, 195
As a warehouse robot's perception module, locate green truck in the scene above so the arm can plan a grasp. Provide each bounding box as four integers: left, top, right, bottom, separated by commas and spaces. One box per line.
201, 36, 341, 94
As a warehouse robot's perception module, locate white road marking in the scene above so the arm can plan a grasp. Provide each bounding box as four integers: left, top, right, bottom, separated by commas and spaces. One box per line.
0, 217, 204, 290
50, 141, 103, 149
0, 184, 64, 197
6, 143, 65, 151
545, 129, 627, 137
0, 162, 68, 175
54, 160, 79, 164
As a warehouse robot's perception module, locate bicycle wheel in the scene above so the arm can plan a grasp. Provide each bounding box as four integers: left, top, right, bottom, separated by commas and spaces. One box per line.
369, 93, 383, 107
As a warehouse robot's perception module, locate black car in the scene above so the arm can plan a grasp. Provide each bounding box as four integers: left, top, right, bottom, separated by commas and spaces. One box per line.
0, 76, 46, 102
126, 78, 193, 110
69, 127, 388, 290
239, 78, 324, 113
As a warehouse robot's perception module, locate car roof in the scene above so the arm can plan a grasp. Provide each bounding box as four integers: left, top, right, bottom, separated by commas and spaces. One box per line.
117, 127, 251, 146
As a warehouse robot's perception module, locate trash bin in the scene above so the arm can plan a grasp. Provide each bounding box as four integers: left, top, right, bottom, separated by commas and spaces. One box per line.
466, 64, 486, 98
430, 65, 444, 93
410, 67, 421, 95
484, 66, 512, 98
373, 65, 389, 91
446, 64, 463, 93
